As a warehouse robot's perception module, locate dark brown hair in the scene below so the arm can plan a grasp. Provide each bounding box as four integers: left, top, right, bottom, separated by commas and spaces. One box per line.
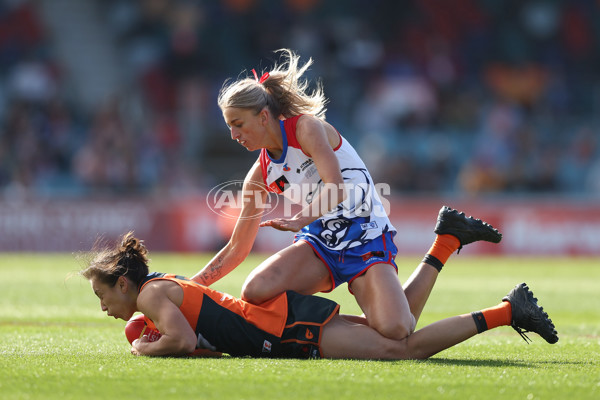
81, 231, 149, 287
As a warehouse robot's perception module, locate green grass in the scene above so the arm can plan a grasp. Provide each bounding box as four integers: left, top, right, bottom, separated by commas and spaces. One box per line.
1, 253, 599, 399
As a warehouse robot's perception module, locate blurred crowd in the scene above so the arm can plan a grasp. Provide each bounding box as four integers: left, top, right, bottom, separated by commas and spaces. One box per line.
1, 0, 599, 199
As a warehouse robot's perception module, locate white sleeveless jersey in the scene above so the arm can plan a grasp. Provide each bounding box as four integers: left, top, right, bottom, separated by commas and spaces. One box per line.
259, 115, 395, 251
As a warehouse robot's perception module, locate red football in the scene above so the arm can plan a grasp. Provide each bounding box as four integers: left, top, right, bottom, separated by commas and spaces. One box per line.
125, 314, 162, 345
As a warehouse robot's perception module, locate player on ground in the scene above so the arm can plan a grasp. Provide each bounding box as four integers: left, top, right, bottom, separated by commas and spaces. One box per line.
192, 48, 502, 340
81, 232, 558, 359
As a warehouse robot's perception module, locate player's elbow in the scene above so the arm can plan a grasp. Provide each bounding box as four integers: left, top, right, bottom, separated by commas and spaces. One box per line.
182, 341, 197, 355
165, 332, 198, 356
175, 335, 198, 355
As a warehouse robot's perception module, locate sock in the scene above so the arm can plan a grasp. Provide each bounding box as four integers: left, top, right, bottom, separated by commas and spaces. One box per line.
422, 254, 444, 272
471, 301, 512, 333
423, 234, 461, 272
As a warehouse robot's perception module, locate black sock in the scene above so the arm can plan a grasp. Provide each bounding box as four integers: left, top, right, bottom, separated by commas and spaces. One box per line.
422, 254, 444, 272
471, 311, 488, 333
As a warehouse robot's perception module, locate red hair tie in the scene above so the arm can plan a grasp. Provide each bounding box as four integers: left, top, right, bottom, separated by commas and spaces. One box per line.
252, 69, 270, 84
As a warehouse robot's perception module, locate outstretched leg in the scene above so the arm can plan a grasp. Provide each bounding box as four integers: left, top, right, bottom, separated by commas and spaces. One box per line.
321, 313, 479, 360
322, 283, 557, 360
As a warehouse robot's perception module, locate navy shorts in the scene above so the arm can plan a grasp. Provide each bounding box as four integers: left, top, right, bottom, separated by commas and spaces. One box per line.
278, 291, 340, 359
294, 231, 398, 293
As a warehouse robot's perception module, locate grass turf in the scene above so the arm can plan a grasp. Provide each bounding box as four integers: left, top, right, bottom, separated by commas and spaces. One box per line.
1, 253, 598, 399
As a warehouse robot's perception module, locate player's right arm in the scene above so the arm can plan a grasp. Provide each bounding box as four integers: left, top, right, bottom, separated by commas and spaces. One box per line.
191, 159, 266, 286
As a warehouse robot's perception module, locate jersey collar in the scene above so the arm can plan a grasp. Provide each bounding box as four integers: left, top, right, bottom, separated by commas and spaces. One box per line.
265, 120, 288, 163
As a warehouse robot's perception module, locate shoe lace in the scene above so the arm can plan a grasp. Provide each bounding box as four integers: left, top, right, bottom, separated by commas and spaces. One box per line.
511, 323, 532, 344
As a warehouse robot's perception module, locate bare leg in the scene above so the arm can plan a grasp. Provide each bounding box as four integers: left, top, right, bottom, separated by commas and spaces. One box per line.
339, 314, 369, 325
348, 236, 458, 334
350, 264, 415, 340
402, 262, 439, 323
401, 314, 478, 359
241, 241, 332, 303
399, 233, 460, 324
320, 313, 478, 360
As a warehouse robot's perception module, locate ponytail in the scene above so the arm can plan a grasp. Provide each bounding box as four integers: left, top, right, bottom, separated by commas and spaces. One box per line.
218, 48, 328, 119
81, 231, 150, 287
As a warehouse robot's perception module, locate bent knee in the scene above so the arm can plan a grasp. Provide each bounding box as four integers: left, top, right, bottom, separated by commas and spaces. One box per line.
241, 278, 276, 304
240, 281, 262, 304
372, 314, 416, 340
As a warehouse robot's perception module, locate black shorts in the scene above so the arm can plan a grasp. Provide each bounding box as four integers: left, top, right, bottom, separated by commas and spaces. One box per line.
197, 290, 339, 359
277, 291, 340, 359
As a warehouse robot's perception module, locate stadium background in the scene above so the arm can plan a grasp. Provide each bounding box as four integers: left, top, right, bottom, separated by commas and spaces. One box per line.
0, 0, 599, 255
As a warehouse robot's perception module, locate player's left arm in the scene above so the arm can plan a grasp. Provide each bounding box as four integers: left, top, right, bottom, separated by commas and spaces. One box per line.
260, 115, 346, 232
132, 282, 197, 357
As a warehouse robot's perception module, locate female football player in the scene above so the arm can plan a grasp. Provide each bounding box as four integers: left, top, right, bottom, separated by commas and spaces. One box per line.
81, 232, 557, 359
191, 48, 502, 341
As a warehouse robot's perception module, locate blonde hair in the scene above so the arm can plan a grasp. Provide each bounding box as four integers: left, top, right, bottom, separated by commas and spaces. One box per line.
81, 232, 150, 287
218, 48, 328, 119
